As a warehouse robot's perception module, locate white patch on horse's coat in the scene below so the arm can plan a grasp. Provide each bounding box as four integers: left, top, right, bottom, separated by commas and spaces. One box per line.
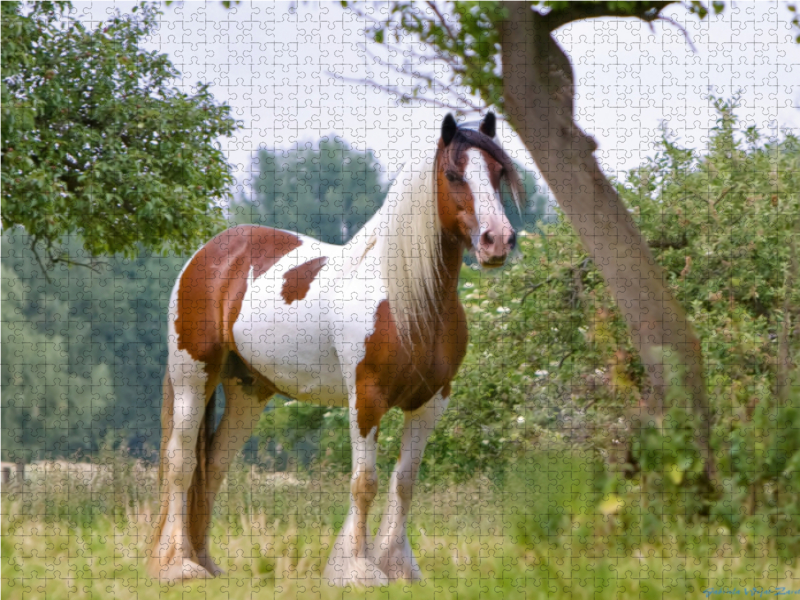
244, 265, 255, 296
465, 148, 508, 250
232, 235, 385, 407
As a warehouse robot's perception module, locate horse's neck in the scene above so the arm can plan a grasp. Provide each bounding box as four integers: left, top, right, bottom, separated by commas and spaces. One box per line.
432, 235, 465, 306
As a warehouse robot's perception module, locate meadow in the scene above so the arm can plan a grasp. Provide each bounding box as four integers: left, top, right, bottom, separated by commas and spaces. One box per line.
3, 451, 798, 600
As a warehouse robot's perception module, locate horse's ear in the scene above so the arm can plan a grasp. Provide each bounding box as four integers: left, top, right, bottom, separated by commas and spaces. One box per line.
480, 112, 496, 138
441, 113, 457, 147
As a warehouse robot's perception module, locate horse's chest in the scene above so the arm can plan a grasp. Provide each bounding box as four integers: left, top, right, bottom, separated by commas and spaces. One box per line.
389, 355, 454, 411
359, 300, 468, 413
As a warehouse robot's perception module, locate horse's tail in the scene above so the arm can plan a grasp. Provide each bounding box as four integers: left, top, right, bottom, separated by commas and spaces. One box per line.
186, 385, 216, 552
156, 371, 174, 490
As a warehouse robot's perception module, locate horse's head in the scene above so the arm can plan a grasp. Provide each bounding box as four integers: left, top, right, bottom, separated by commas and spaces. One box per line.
436, 112, 522, 268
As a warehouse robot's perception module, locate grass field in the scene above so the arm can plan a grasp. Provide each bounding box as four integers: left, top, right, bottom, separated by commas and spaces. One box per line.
2, 452, 798, 600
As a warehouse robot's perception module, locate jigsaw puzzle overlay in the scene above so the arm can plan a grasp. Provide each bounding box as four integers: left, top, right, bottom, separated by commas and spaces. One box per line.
2, 2, 799, 599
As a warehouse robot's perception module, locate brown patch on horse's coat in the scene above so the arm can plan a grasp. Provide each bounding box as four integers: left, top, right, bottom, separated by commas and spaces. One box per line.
175, 225, 303, 362
281, 256, 328, 305
355, 291, 468, 438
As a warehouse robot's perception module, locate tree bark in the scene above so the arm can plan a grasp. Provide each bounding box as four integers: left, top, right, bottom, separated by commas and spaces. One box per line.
498, 2, 716, 484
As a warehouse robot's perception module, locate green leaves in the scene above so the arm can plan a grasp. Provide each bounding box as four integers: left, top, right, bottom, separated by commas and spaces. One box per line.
1, 2, 236, 263
1, 230, 189, 460
1, 262, 116, 461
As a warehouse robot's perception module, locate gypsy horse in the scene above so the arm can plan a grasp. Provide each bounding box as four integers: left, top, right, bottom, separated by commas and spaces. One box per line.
147, 112, 522, 586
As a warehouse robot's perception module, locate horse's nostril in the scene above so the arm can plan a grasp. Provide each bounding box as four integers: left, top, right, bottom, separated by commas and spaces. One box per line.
481, 231, 494, 246
508, 231, 517, 250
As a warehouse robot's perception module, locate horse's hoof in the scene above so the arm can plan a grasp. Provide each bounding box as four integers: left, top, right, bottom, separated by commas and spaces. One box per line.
198, 553, 225, 577
375, 555, 422, 583
382, 564, 422, 583
151, 559, 213, 583
323, 556, 389, 587
374, 536, 423, 582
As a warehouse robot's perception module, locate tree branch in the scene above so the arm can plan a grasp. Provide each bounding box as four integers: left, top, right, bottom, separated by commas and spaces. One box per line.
30, 236, 53, 285
649, 234, 689, 250
520, 276, 557, 305
426, 1, 457, 44
327, 68, 482, 112
541, 1, 676, 32
655, 13, 699, 53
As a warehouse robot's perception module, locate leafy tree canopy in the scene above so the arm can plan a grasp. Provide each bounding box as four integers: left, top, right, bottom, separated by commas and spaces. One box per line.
1, 1, 237, 265
358, 1, 798, 111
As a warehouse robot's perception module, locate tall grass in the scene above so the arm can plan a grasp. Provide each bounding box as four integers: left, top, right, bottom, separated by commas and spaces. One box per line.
3, 452, 798, 599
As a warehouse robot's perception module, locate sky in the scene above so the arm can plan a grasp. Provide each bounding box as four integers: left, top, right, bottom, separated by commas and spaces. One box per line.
78, 1, 800, 197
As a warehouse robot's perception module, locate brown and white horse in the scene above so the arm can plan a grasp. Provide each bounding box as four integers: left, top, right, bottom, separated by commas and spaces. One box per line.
147, 113, 522, 586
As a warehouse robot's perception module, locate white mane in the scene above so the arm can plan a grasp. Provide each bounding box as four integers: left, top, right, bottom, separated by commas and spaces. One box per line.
347, 150, 442, 343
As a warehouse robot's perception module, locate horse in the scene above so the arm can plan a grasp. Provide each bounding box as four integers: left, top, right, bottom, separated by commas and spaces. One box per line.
147, 112, 522, 586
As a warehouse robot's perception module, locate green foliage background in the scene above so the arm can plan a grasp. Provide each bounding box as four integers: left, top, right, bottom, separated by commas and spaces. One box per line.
2, 235, 186, 460
229, 138, 386, 245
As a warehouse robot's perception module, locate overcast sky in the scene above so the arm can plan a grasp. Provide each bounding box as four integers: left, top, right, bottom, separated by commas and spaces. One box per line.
79, 1, 800, 196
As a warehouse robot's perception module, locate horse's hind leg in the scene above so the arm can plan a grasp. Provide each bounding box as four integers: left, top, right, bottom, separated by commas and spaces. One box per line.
148, 361, 216, 582
374, 390, 450, 582
197, 364, 275, 575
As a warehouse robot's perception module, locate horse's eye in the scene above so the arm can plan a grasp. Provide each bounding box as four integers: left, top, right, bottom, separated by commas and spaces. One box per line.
445, 171, 462, 183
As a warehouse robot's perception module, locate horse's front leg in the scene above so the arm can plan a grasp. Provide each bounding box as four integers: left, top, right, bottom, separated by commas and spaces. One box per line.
323, 381, 389, 586
374, 390, 450, 582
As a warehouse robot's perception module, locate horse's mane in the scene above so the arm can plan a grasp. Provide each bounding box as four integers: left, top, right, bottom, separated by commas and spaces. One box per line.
372, 149, 442, 344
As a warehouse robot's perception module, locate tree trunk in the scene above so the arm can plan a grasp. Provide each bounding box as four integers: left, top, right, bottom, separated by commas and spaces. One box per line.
498, 2, 716, 484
